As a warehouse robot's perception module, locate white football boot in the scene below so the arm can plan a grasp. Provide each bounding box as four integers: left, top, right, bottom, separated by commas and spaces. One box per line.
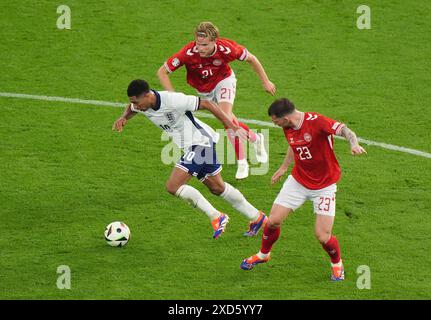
235, 159, 249, 180
253, 133, 268, 163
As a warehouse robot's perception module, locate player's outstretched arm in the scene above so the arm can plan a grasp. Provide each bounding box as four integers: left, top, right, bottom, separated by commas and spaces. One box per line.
157, 66, 175, 92
199, 100, 248, 140
112, 103, 136, 133
271, 146, 294, 184
245, 53, 276, 96
338, 126, 367, 155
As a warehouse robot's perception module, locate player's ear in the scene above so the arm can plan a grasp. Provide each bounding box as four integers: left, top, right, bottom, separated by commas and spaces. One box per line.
143, 91, 152, 98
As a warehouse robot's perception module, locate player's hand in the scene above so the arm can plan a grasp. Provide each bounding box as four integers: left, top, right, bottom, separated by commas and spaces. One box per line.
233, 126, 249, 141
112, 117, 127, 132
351, 145, 367, 155
263, 80, 276, 96
271, 166, 287, 184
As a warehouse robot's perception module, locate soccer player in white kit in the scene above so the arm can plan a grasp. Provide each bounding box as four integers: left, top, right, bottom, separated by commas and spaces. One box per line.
112, 79, 267, 239
158, 22, 276, 179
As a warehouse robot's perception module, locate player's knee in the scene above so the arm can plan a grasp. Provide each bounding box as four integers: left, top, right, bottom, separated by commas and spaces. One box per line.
165, 182, 179, 196
209, 184, 224, 196
267, 216, 282, 229
315, 230, 331, 244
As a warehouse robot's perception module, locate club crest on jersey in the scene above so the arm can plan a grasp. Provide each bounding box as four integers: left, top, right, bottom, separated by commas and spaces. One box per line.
164, 112, 176, 124
172, 58, 180, 67
213, 59, 222, 66
304, 133, 312, 142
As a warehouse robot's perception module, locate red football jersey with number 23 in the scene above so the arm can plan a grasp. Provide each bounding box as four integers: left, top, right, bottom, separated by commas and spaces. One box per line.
283, 112, 345, 190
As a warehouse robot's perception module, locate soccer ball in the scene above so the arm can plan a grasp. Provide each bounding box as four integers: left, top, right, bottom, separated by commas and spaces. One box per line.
104, 221, 131, 247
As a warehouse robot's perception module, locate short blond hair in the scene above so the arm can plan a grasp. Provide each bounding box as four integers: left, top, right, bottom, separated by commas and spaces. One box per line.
194, 22, 219, 41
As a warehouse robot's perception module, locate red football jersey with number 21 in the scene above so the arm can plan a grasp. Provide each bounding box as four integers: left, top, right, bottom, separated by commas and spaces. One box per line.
164, 38, 249, 93
283, 112, 345, 190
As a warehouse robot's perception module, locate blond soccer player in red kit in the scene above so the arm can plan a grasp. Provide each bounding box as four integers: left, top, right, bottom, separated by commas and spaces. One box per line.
240, 98, 367, 281
158, 21, 276, 180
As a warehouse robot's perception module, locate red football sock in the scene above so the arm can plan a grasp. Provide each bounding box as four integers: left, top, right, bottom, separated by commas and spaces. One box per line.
239, 122, 258, 143
225, 120, 245, 160
260, 225, 281, 254
322, 235, 341, 264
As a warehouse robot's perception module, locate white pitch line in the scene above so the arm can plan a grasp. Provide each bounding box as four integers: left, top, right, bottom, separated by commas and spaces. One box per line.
1, 91, 430, 159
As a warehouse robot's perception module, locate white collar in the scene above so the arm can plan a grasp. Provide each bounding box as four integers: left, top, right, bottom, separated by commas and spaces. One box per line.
293, 112, 304, 130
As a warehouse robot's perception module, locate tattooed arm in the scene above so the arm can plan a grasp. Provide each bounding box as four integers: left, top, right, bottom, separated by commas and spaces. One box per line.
337, 126, 367, 155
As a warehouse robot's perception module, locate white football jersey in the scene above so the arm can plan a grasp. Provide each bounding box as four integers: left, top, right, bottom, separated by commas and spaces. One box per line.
130, 90, 220, 151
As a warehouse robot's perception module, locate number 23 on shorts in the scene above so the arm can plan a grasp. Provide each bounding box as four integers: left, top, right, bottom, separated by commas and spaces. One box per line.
315, 195, 336, 215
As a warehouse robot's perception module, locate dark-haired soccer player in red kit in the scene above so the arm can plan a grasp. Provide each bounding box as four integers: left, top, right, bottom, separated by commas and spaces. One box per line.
240, 98, 367, 281
158, 21, 276, 180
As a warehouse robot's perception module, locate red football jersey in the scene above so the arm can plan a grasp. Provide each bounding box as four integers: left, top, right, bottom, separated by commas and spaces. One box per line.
283, 112, 345, 190
164, 38, 249, 93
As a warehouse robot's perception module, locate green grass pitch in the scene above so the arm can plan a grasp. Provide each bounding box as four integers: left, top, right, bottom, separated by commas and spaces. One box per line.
0, 0, 430, 299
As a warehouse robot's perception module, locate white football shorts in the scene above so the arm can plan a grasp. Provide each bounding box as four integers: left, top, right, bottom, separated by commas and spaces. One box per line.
274, 175, 337, 216
197, 72, 237, 105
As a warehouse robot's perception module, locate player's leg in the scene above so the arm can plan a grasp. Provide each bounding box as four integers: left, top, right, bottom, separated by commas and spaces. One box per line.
177, 144, 231, 239
238, 121, 268, 164
262, 203, 292, 254
202, 172, 267, 236
240, 204, 292, 270
312, 185, 344, 281
166, 167, 220, 221
195, 142, 264, 238
169, 151, 227, 239
213, 75, 248, 179
219, 102, 261, 151
216, 74, 260, 144
241, 175, 306, 270
216, 75, 267, 165
196, 88, 248, 177
218, 100, 249, 179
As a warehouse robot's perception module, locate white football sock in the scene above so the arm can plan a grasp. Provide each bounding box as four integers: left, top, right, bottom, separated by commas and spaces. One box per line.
175, 185, 220, 221
331, 259, 343, 267
220, 182, 259, 221
237, 159, 248, 165
253, 133, 261, 144
257, 251, 270, 259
